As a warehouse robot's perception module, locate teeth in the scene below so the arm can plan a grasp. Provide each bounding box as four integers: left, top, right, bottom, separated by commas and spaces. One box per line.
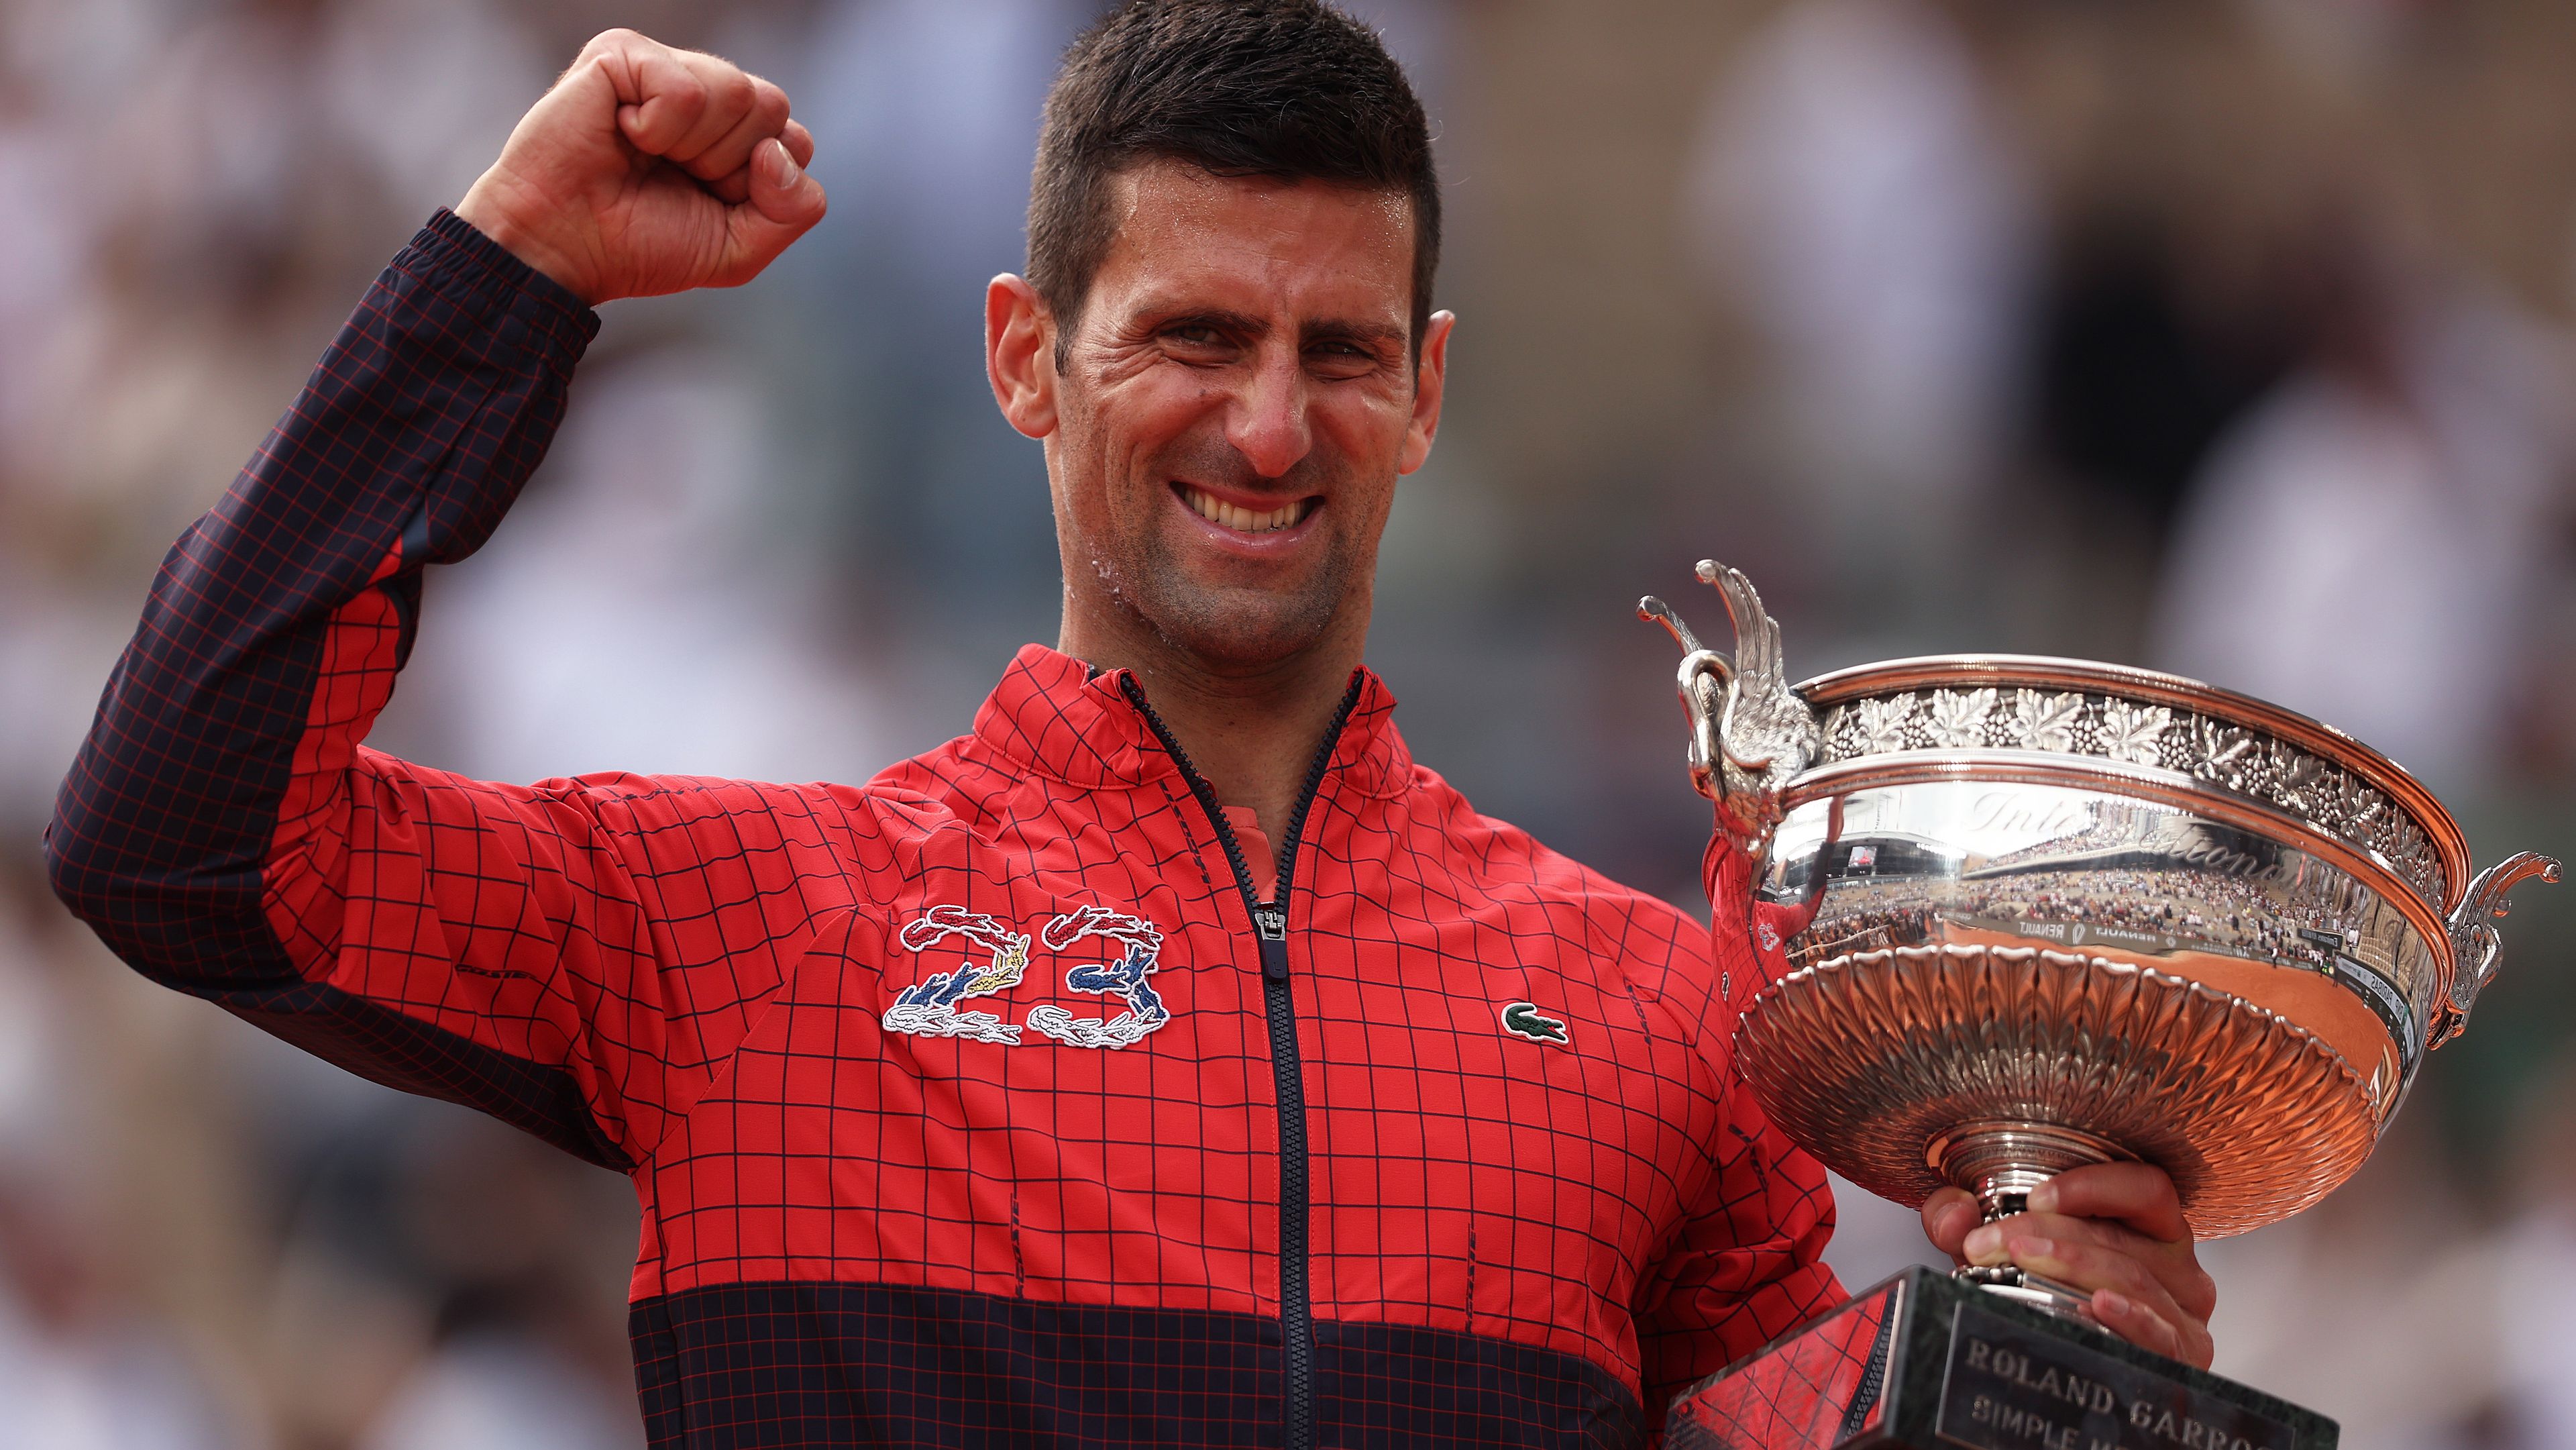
1183, 486, 1307, 533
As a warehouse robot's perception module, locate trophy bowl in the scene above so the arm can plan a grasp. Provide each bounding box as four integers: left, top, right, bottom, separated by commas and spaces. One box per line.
1642, 563, 2560, 1250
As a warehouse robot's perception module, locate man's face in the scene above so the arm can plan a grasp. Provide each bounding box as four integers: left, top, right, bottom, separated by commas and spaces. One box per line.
1020, 161, 1448, 672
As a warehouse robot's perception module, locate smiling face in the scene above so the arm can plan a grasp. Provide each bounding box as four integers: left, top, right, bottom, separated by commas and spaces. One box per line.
989, 160, 1451, 678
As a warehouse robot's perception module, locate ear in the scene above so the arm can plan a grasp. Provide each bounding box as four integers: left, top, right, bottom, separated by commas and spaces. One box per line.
1397, 309, 1454, 476
986, 274, 1058, 439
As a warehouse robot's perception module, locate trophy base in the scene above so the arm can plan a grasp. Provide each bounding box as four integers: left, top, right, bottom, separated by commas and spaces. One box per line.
1666, 1266, 2335, 1450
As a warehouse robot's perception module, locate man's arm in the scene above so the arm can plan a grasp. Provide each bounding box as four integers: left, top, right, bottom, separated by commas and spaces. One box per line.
46, 34, 830, 1170
1633, 847, 1847, 1430
1633, 1065, 1847, 1431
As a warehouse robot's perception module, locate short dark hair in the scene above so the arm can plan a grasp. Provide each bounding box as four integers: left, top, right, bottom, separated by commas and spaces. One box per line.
1026, 0, 1440, 361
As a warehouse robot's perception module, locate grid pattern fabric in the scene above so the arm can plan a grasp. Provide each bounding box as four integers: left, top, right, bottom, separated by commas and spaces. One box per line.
1664, 1282, 1896, 1450
47, 211, 1845, 1447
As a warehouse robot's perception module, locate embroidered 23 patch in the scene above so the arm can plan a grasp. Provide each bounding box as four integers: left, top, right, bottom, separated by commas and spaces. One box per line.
882, 904, 1171, 1050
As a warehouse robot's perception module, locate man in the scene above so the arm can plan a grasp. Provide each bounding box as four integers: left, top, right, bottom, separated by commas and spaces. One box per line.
47, 3, 2214, 1445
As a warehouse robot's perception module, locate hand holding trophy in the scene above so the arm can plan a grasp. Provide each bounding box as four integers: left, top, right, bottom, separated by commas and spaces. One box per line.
1644, 561, 2559, 1450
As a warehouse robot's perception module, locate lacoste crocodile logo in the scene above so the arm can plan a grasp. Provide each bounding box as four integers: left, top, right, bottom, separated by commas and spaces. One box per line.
1500, 1002, 1570, 1045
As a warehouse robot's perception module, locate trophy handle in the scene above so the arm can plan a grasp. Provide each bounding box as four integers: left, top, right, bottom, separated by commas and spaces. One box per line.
1638, 561, 1823, 865
1637, 594, 1733, 802
2432, 851, 2562, 1046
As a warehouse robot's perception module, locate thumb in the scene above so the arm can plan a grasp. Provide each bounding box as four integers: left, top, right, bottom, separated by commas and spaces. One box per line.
1921, 1187, 1980, 1259
717, 138, 828, 282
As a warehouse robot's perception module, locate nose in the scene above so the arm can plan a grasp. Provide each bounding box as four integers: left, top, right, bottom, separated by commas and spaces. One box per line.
1226, 348, 1313, 480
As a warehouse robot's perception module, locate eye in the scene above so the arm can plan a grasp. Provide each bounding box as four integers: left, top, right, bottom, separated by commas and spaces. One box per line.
1305, 341, 1380, 378
1158, 322, 1240, 364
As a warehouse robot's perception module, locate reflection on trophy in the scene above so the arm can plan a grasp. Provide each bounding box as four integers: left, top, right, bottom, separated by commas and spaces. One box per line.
1644, 561, 2559, 1450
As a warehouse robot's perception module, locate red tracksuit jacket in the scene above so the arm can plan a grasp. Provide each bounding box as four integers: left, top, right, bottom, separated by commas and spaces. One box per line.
46, 211, 1841, 1448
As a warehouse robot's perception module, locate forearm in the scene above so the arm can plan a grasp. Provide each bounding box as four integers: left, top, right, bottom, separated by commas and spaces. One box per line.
1636, 1118, 1845, 1433
1624, 826, 1849, 1429
46, 210, 596, 990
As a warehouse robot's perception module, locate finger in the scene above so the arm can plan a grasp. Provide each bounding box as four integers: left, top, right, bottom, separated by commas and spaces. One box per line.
1921, 1188, 1980, 1259
657, 53, 764, 166
1968, 1210, 2162, 1263
751, 136, 825, 223
1962, 1210, 2215, 1319
680, 72, 791, 182
1953, 1221, 2212, 1367
709, 138, 828, 286
2030, 1161, 2192, 1244
605, 38, 715, 159
2094, 1288, 2213, 1370
1988, 1231, 2212, 1367
706, 123, 814, 202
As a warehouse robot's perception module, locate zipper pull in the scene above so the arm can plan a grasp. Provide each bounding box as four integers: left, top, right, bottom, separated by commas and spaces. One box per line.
1254, 904, 1289, 980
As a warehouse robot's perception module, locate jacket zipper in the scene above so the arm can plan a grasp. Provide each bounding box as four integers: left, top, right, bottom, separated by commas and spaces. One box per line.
1120, 672, 1363, 1450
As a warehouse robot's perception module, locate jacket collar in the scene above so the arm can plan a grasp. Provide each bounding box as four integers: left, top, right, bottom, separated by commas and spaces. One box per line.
972, 643, 1410, 800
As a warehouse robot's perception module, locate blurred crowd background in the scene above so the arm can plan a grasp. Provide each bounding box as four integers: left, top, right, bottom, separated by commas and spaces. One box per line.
2, 0, 2575, 1445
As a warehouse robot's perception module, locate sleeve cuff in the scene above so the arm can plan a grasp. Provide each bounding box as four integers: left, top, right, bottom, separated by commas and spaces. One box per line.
396, 208, 603, 358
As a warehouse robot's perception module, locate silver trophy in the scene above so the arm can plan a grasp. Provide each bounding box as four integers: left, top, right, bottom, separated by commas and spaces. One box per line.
1644, 561, 2557, 1450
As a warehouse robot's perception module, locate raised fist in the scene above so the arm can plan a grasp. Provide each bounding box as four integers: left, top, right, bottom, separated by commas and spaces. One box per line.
456, 30, 826, 305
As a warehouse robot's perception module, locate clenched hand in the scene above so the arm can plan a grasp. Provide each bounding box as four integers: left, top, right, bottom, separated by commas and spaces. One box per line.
457, 30, 826, 305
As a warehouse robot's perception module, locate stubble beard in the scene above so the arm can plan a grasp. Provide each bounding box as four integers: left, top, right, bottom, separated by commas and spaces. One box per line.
1055, 382, 1374, 676
1112, 516, 1352, 672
